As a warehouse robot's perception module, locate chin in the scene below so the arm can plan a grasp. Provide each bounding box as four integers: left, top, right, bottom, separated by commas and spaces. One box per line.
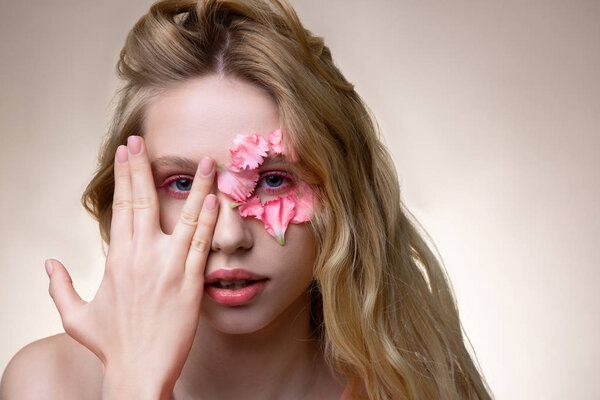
198, 288, 312, 335
199, 301, 278, 335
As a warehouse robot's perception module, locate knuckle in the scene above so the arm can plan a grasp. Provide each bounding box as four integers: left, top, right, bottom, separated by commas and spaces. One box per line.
48, 283, 56, 299
47, 279, 63, 300
191, 237, 211, 254
114, 168, 130, 180
112, 198, 133, 211
178, 209, 199, 227
133, 196, 156, 210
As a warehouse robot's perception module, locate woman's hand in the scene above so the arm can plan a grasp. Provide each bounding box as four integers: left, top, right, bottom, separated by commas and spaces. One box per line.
45, 135, 218, 399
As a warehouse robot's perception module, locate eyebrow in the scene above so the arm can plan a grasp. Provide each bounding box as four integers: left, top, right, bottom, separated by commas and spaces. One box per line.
259, 155, 290, 167
150, 154, 292, 175
150, 156, 198, 177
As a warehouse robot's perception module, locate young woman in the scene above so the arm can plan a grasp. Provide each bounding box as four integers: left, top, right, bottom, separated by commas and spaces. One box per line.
1, 0, 493, 399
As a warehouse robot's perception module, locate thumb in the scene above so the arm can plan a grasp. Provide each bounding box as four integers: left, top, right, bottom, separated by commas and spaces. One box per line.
45, 259, 86, 330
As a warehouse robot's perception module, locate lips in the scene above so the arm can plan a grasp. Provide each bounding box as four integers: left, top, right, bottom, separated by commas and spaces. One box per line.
204, 268, 268, 285
204, 268, 269, 306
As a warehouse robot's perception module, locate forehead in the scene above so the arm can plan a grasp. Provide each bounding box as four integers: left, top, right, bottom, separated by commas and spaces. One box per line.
143, 74, 281, 165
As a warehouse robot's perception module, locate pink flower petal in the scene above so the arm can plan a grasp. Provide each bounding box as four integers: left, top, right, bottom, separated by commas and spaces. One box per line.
238, 195, 264, 220
262, 196, 296, 246
267, 128, 298, 161
268, 128, 283, 155
229, 133, 269, 169
216, 164, 259, 203
289, 182, 314, 223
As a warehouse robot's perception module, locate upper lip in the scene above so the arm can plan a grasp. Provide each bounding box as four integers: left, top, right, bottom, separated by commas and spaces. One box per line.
204, 268, 268, 285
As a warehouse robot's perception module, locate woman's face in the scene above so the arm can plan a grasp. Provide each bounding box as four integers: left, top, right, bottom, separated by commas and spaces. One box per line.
143, 74, 316, 334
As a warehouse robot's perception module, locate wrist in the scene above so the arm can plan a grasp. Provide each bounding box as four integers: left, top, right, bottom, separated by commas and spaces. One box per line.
101, 367, 175, 400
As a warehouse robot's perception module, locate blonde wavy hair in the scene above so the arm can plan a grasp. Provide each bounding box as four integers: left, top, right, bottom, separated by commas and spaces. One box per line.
81, 0, 494, 399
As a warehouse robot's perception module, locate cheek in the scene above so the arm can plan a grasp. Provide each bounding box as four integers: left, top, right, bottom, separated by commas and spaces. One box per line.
295, 225, 316, 258
158, 196, 183, 234
249, 220, 316, 267
280, 224, 317, 277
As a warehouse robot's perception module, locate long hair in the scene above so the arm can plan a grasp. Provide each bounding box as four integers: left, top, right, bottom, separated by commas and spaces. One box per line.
81, 1, 494, 398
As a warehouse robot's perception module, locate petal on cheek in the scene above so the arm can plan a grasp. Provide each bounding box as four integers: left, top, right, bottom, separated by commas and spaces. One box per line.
290, 182, 314, 223
238, 195, 264, 219
216, 164, 259, 203
219, 131, 313, 245
262, 196, 296, 246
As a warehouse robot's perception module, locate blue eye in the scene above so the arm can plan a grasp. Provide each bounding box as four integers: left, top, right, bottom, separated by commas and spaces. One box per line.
264, 175, 284, 188
158, 175, 194, 200
172, 178, 192, 191
258, 171, 293, 195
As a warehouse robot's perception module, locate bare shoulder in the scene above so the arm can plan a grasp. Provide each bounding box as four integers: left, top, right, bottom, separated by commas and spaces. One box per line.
0, 333, 103, 400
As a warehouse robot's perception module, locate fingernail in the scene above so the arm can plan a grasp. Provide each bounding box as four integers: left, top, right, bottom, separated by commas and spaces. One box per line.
205, 194, 217, 210
199, 157, 214, 176
127, 136, 142, 155
45, 260, 53, 277
116, 145, 128, 163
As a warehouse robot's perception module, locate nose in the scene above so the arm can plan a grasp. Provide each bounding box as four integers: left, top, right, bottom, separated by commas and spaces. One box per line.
211, 191, 254, 253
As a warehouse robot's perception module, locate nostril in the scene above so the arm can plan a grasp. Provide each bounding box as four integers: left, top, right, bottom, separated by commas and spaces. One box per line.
210, 206, 254, 253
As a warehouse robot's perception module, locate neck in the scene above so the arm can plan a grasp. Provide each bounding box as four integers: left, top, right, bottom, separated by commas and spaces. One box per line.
175, 291, 333, 400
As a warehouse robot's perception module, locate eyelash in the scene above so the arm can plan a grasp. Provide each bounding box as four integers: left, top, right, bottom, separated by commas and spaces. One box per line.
257, 170, 294, 195
158, 174, 194, 200
157, 171, 294, 200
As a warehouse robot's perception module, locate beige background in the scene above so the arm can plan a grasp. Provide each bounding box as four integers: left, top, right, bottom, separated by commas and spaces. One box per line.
1, 0, 598, 399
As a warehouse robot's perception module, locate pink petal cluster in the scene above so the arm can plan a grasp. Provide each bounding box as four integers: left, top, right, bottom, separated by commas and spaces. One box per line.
250, 182, 314, 245
238, 196, 263, 219
216, 129, 314, 245
237, 186, 314, 245
216, 164, 259, 203
230, 134, 269, 169
262, 196, 296, 245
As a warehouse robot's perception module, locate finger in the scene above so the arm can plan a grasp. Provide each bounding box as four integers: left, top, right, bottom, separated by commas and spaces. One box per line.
170, 157, 215, 264
127, 135, 160, 237
46, 259, 86, 334
184, 194, 219, 282
109, 145, 133, 244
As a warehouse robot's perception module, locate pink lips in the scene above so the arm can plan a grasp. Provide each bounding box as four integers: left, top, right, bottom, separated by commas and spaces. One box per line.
204, 268, 269, 306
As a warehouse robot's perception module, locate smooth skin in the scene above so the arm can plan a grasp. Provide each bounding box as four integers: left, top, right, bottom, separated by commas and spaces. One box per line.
0, 75, 346, 400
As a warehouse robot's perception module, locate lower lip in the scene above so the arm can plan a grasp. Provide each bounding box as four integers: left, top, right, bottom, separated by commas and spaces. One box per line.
204, 280, 268, 306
